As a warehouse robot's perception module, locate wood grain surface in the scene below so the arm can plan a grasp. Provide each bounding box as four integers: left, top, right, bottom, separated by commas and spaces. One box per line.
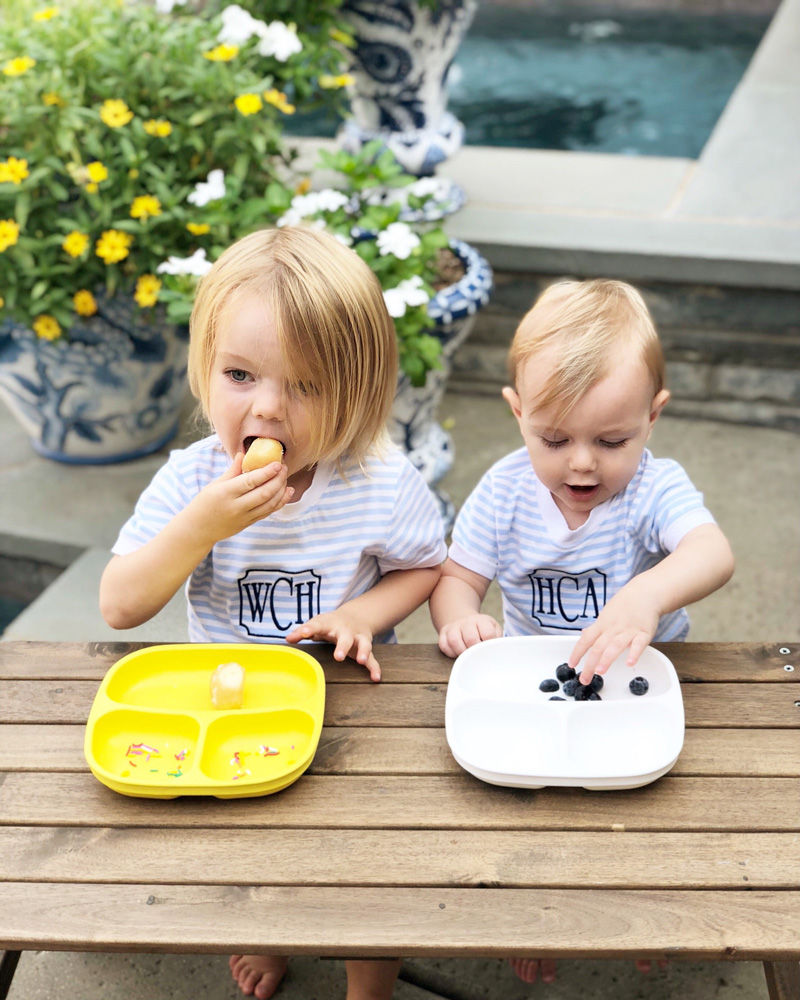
1, 641, 799, 964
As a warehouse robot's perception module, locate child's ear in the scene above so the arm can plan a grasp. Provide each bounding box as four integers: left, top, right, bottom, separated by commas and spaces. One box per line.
502, 385, 522, 419
648, 388, 671, 435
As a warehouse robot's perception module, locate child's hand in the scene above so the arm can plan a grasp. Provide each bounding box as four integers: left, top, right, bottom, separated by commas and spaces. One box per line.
286, 612, 380, 682
568, 583, 660, 684
187, 452, 293, 545
438, 613, 503, 658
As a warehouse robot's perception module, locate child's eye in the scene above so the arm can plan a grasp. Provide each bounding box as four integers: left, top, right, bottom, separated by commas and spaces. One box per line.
600, 439, 628, 449
226, 368, 250, 383
541, 437, 566, 449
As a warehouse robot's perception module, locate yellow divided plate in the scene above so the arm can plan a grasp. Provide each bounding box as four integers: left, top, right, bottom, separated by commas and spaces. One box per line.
84, 644, 325, 799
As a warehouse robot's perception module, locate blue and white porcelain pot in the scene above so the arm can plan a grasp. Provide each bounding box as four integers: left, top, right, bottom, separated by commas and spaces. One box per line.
339, 0, 479, 176
390, 237, 493, 528
0, 295, 188, 464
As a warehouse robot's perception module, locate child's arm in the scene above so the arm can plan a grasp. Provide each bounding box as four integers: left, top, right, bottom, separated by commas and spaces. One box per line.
429, 557, 502, 657
285, 565, 442, 682
569, 523, 735, 682
100, 455, 291, 629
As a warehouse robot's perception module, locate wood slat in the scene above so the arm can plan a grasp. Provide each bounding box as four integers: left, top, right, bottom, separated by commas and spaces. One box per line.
1, 773, 798, 832
2, 884, 799, 959
3, 725, 800, 777
1, 641, 797, 683
0, 642, 454, 684
1, 828, 797, 889
2, 680, 798, 727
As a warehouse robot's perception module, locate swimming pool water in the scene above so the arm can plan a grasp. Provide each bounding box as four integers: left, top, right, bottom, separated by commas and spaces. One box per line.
286, 10, 770, 159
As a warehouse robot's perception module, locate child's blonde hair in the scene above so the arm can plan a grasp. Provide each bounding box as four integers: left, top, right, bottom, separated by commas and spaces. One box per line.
508, 279, 666, 417
189, 226, 398, 466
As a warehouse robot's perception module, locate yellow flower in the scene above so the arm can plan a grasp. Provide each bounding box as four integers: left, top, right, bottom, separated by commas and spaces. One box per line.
73, 290, 98, 316
263, 89, 295, 114
87, 161, 108, 184
319, 73, 355, 89
134, 274, 161, 308
33, 6, 60, 20
0, 157, 29, 185
143, 118, 172, 137
33, 315, 61, 340
186, 222, 210, 235
0, 219, 21, 252
99, 99, 134, 128
235, 93, 262, 116
2, 57, 36, 77
95, 229, 133, 264
329, 27, 355, 47
130, 195, 162, 220
62, 231, 90, 257
295, 178, 312, 196
0, 296, 4, 309
203, 43, 238, 62
128, 169, 139, 180
42, 91, 65, 106
86, 183, 98, 194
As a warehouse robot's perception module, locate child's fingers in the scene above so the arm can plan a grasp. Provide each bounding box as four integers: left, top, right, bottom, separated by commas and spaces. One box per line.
626, 633, 650, 667
363, 648, 381, 683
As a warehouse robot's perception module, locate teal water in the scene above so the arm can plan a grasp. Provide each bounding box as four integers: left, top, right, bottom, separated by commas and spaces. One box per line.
285, 10, 770, 158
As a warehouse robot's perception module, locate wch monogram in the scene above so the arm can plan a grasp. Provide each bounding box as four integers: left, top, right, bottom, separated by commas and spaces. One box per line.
529, 568, 607, 631
238, 568, 321, 639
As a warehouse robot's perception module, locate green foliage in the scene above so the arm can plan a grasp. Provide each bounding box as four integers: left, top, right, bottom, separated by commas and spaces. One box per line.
0, 0, 350, 334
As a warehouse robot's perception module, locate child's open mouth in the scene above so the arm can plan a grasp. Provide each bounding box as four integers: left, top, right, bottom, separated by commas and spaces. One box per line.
244, 436, 286, 458
565, 484, 599, 501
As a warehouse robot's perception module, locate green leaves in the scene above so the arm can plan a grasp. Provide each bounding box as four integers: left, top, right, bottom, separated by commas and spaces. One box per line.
0, 0, 352, 334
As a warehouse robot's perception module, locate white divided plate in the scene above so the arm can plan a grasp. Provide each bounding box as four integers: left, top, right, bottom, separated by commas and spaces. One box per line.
445, 635, 684, 790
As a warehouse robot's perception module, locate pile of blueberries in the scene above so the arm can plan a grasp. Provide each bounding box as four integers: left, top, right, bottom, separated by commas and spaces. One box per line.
539, 663, 650, 701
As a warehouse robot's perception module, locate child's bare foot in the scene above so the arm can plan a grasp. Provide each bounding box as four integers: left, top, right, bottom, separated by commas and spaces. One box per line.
229, 954, 288, 999
509, 957, 557, 984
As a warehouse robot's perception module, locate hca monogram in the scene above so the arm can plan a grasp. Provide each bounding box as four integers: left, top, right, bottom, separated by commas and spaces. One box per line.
528, 568, 607, 631
238, 569, 321, 638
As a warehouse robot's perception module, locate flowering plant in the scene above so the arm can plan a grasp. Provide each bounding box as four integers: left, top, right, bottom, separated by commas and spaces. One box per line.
269, 141, 455, 386
0, 0, 351, 338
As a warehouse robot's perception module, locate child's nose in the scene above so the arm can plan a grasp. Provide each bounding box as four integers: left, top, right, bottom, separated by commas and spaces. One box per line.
251, 381, 285, 420
569, 444, 596, 472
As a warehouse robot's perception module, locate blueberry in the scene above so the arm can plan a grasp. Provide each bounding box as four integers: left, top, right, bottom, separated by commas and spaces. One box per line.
589, 674, 604, 692
555, 663, 576, 683
562, 679, 579, 697
539, 678, 560, 693
573, 684, 591, 701
629, 676, 649, 696
549, 695, 566, 701
587, 690, 602, 700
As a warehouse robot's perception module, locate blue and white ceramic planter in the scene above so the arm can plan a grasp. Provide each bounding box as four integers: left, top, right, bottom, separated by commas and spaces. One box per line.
339, 0, 479, 176
0, 296, 189, 464
390, 237, 493, 528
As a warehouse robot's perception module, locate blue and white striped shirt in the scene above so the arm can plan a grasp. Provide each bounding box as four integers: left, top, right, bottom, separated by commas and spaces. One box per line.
113, 434, 446, 643
450, 447, 715, 640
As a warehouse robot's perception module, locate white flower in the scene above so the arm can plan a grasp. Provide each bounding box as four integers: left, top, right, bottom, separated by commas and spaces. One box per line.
276, 208, 303, 228
157, 248, 213, 277
187, 169, 226, 207
154, 0, 187, 12
218, 4, 260, 44
409, 177, 449, 199
376, 222, 420, 260
287, 189, 349, 220
383, 275, 429, 318
255, 21, 303, 61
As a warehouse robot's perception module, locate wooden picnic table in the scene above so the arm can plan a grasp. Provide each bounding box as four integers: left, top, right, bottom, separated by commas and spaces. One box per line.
0, 640, 799, 999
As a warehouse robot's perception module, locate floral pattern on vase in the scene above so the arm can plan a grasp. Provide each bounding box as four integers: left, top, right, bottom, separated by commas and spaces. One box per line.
0, 295, 189, 464
390, 238, 493, 528
339, 0, 479, 175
